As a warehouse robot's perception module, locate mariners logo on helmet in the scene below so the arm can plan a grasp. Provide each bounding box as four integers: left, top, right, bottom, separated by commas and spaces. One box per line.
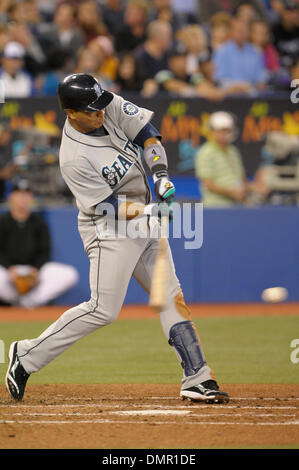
94, 83, 104, 98
122, 101, 139, 116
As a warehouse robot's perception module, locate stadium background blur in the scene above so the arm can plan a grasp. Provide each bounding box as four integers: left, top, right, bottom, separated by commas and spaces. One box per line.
0, 0, 298, 306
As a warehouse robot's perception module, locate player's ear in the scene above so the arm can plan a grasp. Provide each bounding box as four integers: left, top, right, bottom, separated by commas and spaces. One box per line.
65, 108, 77, 119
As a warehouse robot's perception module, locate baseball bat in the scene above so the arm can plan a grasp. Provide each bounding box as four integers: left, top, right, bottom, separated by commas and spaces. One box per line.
149, 215, 169, 311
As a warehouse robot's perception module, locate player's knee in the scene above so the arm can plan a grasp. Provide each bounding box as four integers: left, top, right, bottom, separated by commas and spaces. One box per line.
88, 300, 118, 326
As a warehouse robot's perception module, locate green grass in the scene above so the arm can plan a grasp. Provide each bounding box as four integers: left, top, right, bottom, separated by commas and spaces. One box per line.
0, 315, 298, 384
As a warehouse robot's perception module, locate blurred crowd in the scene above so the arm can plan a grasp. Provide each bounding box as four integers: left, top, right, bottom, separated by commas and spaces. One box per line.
0, 0, 298, 99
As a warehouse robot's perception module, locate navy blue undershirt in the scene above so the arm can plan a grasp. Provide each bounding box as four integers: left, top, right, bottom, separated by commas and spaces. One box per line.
133, 122, 161, 147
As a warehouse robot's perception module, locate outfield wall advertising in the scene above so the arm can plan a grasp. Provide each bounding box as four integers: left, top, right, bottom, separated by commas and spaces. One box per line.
1, 95, 298, 177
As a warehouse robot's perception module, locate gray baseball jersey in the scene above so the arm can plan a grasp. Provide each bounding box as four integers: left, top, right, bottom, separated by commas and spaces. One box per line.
60, 93, 153, 214
60, 94, 154, 249
17, 94, 212, 390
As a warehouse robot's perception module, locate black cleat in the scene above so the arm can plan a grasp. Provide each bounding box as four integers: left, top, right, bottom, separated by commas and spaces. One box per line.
180, 379, 230, 404
5, 342, 30, 401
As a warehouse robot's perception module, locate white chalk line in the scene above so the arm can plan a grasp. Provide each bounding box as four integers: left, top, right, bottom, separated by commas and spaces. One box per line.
1, 411, 296, 418
0, 419, 299, 426
0, 404, 297, 410
59, 396, 299, 402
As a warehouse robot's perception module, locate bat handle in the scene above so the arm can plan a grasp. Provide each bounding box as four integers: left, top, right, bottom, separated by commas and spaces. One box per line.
160, 215, 169, 239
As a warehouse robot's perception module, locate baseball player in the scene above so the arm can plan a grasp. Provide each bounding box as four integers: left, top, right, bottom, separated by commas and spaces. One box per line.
5, 73, 229, 404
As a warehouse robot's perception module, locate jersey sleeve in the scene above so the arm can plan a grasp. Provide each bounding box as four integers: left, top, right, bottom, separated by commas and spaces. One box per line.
61, 158, 113, 210
106, 93, 154, 142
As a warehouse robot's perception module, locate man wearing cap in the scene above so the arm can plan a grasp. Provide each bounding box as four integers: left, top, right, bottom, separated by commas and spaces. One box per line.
195, 111, 249, 206
0, 180, 79, 307
0, 41, 34, 98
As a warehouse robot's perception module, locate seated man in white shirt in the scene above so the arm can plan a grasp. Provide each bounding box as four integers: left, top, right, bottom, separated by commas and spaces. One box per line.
0, 41, 34, 98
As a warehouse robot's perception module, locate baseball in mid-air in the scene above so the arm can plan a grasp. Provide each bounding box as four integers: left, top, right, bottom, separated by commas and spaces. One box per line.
261, 287, 288, 303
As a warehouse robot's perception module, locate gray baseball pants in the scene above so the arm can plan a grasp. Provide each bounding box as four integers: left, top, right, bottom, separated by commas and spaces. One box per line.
17, 235, 212, 389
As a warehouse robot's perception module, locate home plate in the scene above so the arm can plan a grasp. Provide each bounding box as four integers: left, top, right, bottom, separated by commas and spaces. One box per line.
110, 410, 192, 416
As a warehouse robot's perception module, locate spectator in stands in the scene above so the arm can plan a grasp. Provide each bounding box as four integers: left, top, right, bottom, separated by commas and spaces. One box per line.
250, 19, 290, 87
150, 39, 259, 100
148, 0, 186, 32
149, 43, 244, 100
7, 1, 47, 76
75, 46, 116, 91
0, 124, 16, 203
0, 179, 79, 308
170, 0, 198, 25
36, 0, 56, 23
77, 0, 107, 42
100, 0, 124, 36
276, 55, 299, 89
250, 20, 280, 71
234, 1, 264, 24
212, 18, 269, 93
134, 19, 172, 80
195, 111, 250, 206
267, 0, 285, 24
0, 0, 12, 23
198, 0, 266, 24
0, 23, 10, 51
154, 43, 204, 96
37, 1, 84, 62
176, 24, 210, 75
8, 0, 29, 24
0, 41, 34, 97
75, 45, 100, 73
196, 53, 255, 98
209, 12, 231, 51
21, 0, 42, 31
115, 52, 144, 92
114, 0, 149, 53
88, 35, 119, 81
272, 0, 299, 69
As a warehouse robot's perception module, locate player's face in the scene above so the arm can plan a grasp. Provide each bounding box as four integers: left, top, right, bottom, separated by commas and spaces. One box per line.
66, 109, 105, 133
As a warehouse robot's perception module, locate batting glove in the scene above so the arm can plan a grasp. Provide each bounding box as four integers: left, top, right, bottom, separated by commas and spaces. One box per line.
153, 170, 175, 204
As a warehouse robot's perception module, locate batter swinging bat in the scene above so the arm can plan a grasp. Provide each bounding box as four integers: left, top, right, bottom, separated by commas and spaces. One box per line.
149, 215, 169, 311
